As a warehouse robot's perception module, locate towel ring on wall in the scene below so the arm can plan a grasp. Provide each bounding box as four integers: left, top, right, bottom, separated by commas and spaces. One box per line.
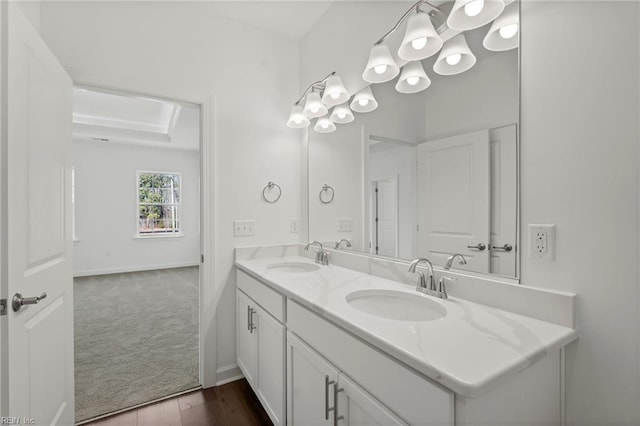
319, 184, 335, 204
262, 181, 282, 203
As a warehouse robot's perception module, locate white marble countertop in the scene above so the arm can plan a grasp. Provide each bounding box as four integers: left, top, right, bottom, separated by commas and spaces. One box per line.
235, 256, 578, 398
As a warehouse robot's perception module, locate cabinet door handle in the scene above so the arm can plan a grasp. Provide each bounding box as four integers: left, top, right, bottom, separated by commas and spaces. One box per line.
325, 375, 337, 420
249, 308, 256, 333
247, 305, 251, 331
333, 381, 344, 426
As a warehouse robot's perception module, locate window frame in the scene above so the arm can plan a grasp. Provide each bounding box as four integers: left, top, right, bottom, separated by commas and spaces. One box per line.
135, 170, 183, 238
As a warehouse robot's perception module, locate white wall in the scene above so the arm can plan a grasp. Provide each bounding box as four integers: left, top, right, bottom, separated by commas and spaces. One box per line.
39, 1, 302, 378
72, 140, 200, 276
520, 2, 639, 424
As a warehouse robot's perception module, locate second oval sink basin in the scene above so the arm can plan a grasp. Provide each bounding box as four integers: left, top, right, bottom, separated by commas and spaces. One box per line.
266, 262, 320, 273
346, 289, 446, 322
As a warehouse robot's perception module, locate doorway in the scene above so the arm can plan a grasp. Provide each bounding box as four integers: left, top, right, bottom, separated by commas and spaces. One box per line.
71, 87, 202, 422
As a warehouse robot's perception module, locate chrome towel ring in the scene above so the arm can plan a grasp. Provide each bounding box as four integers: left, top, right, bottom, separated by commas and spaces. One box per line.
319, 184, 335, 204
262, 181, 282, 203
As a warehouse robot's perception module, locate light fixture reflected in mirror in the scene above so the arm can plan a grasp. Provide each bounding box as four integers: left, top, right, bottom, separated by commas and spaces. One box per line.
396, 61, 432, 94
303, 91, 328, 118
483, 2, 519, 51
322, 75, 350, 106
433, 33, 476, 75
447, 0, 505, 31
350, 86, 378, 113
362, 44, 400, 84
398, 12, 443, 61
286, 104, 310, 128
314, 116, 337, 133
330, 103, 355, 124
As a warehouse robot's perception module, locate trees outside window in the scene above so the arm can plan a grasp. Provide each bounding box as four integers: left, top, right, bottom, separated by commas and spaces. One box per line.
137, 172, 181, 235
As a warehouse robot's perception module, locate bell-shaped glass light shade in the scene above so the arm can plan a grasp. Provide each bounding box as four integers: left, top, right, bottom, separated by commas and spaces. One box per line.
314, 117, 336, 133
322, 75, 350, 106
362, 44, 400, 84
350, 86, 378, 113
287, 104, 310, 128
433, 34, 476, 76
483, 2, 519, 51
398, 12, 443, 61
303, 91, 328, 118
447, 0, 505, 31
396, 62, 432, 94
330, 103, 355, 124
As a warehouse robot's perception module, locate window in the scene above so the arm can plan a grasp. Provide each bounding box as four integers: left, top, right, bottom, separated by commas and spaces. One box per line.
137, 171, 181, 235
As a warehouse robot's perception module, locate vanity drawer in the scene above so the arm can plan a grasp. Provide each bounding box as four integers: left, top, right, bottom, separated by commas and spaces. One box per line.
237, 269, 285, 322
286, 299, 454, 425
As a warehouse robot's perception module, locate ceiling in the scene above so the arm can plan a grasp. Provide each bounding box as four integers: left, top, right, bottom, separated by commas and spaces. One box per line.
72, 88, 200, 151
200, 1, 334, 40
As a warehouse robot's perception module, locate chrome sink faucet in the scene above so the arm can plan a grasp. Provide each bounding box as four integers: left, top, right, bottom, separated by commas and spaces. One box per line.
305, 241, 329, 265
335, 239, 352, 249
444, 253, 467, 270
408, 258, 449, 299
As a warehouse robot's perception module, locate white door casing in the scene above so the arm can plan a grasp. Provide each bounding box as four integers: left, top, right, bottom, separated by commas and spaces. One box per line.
489, 124, 517, 276
3, 3, 74, 424
417, 130, 490, 272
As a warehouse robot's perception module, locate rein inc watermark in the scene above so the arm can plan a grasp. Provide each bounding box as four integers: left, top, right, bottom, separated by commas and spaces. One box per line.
1, 418, 35, 425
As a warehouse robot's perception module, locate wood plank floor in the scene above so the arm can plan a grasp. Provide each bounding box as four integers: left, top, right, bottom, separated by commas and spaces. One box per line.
88, 380, 273, 426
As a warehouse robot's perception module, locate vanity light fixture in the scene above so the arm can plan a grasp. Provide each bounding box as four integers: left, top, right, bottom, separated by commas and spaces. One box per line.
433, 33, 477, 75
286, 104, 310, 128
483, 2, 519, 51
350, 86, 378, 113
396, 61, 432, 94
362, 44, 400, 84
447, 0, 505, 31
322, 75, 350, 106
303, 91, 328, 119
314, 117, 337, 133
398, 12, 443, 61
330, 103, 355, 124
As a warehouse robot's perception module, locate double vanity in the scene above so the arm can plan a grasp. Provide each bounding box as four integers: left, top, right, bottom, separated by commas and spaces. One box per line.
235, 245, 577, 426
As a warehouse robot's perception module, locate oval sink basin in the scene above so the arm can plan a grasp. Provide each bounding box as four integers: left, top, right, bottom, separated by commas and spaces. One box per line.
266, 262, 320, 273
346, 289, 446, 322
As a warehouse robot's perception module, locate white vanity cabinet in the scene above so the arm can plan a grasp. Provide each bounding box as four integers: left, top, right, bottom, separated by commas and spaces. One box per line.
236, 271, 286, 426
287, 331, 406, 426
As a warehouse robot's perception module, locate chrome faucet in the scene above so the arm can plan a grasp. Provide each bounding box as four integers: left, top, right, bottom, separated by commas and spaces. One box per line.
304, 241, 329, 265
444, 253, 467, 270
407, 258, 435, 293
334, 239, 352, 250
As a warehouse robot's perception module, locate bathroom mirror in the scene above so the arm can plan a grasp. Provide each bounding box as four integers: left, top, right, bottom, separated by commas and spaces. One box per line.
307, 1, 520, 278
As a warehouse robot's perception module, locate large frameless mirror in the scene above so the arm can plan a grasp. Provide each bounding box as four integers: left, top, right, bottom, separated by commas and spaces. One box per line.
306, 0, 520, 278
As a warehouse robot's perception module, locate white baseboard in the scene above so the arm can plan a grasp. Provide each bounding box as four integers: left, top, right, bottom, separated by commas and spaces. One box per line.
215, 364, 243, 386
73, 261, 200, 278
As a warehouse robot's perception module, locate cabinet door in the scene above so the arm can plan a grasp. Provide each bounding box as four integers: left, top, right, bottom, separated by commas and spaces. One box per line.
257, 306, 286, 426
287, 332, 338, 426
236, 290, 257, 386
338, 374, 407, 426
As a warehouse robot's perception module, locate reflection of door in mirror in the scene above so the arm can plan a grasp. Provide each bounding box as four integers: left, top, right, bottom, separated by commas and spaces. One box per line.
416, 125, 517, 275
370, 177, 398, 258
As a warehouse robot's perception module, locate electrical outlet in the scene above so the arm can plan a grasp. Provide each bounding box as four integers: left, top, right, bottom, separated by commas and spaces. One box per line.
338, 218, 353, 232
290, 218, 300, 233
529, 224, 556, 260
233, 220, 255, 237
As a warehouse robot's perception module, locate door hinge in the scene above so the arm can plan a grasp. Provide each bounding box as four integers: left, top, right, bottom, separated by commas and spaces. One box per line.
0, 299, 7, 316
201, 254, 204, 264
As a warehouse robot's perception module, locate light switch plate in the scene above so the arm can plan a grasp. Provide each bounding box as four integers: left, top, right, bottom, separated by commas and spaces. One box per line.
338, 218, 353, 232
234, 220, 255, 237
529, 224, 555, 260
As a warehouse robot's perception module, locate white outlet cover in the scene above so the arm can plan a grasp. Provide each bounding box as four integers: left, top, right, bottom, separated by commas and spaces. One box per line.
528, 224, 556, 260
290, 218, 300, 233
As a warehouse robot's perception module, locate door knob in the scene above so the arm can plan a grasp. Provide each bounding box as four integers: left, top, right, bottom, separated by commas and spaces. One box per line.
491, 243, 513, 252
467, 243, 486, 251
12, 292, 47, 312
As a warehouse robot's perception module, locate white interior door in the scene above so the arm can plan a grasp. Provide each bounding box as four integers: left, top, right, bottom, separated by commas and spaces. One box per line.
489, 124, 517, 276
417, 130, 490, 271
3, 3, 74, 424
371, 177, 398, 257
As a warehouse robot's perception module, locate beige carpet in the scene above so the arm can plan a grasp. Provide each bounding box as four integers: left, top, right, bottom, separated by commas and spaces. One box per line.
74, 267, 200, 422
